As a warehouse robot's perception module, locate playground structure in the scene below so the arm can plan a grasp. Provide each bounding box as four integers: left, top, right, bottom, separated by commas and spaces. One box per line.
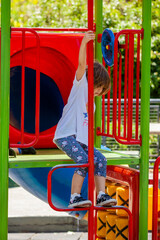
9, 31, 82, 148
0, 0, 154, 240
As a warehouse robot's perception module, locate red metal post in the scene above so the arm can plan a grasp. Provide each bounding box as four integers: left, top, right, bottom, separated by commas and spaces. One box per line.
35, 31, 40, 143
135, 34, 140, 140
102, 60, 112, 137
124, 34, 128, 139
21, 31, 25, 144
107, 91, 111, 136
118, 52, 122, 137
102, 94, 105, 133
107, 67, 111, 136
87, 0, 94, 239
102, 58, 106, 135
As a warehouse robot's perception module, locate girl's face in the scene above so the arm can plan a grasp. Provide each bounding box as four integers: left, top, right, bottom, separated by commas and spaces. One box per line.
94, 86, 103, 97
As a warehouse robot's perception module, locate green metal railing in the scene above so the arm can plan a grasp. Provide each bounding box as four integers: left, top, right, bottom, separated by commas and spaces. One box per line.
0, 0, 11, 239
139, 0, 152, 239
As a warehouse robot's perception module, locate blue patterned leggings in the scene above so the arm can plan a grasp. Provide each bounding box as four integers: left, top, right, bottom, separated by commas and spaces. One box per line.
54, 135, 107, 178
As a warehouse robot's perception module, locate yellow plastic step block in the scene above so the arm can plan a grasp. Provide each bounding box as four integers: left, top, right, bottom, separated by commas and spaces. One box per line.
148, 187, 160, 231
116, 187, 129, 217
105, 179, 116, 194
106, 213, 117, 240
115, 217, 128, 240
97, 210, 108, 238
107, 184, 121, 214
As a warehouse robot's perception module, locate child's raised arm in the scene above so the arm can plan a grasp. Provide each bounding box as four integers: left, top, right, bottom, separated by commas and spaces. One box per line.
76, 31, 95, 81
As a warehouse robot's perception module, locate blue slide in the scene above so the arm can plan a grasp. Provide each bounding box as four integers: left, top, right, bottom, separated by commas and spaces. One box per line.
9, 167, 88, 219
9, 146, 110, 219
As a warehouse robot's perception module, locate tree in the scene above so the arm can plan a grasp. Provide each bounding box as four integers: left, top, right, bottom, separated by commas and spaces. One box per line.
0, 0, 159, 97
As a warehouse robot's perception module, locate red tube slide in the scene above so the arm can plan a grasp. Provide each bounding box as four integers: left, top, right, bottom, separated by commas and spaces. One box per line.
9, 32, 83, 148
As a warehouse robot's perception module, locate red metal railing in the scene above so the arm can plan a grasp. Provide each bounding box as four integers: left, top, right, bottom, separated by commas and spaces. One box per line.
28, 28, 89, 32
107, 165, 139, 240
95, 206, 133, 240
47, 164, 134, 240
10, 28, 40, 148
152, 156, 160, 240
48, 163, 90, 212
87, 0, 95, 238
27, 25, 96, 32
97, 29, 143, 146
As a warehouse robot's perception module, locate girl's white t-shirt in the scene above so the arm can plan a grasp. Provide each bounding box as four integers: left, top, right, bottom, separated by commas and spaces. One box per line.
54, 72, 90, 145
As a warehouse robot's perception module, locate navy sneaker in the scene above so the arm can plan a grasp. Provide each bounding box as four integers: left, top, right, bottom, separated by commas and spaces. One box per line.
96, 193, 117, 207
21, 147, 36, 155
68, 196, 92, 208
18, 142, 36, 155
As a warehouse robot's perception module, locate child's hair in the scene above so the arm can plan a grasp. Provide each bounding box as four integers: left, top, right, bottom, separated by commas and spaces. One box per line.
86, 61, 111, 96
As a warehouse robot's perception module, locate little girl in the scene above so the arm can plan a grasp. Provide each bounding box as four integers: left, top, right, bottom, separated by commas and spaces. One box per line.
54, 31, 117, 208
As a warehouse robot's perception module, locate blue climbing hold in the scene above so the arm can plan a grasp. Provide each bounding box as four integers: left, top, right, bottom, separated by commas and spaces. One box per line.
101, 28, 115, 67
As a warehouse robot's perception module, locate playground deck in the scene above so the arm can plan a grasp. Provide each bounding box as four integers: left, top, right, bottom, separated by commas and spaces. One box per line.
9, 149, 139, 169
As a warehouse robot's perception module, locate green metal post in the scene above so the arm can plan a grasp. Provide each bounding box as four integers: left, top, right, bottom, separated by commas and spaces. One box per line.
0, 0, 11, 239
94, 0, 103, 148
139, 0, 151, 239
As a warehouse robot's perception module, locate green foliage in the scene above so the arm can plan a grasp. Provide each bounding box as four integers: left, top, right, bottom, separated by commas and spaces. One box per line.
0, 0, 159, 97
103, 0, 142, 31
150, 0, 160, 97
103, 0, 159, 98
10, 0, 87, 28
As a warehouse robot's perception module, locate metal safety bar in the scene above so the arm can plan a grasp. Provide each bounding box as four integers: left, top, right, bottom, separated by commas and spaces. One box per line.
152, 156, 160, 240
24, 25, 96, 32
47, 163, 90, 212
9, 28, 40, 148
95, 206, 133, 240
97, 29, 143, 146
113, 29, 142, 145
24, 28, 89, 32
87, 0, 95, 239
47, 164, 133, 240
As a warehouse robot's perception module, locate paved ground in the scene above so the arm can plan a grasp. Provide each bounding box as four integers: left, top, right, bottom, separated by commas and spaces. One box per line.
8, 186, 153, 239
9, 186, 68, 217
8, 232, 152, 240
8, 187, 87, 233
8, 232, 88, 240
